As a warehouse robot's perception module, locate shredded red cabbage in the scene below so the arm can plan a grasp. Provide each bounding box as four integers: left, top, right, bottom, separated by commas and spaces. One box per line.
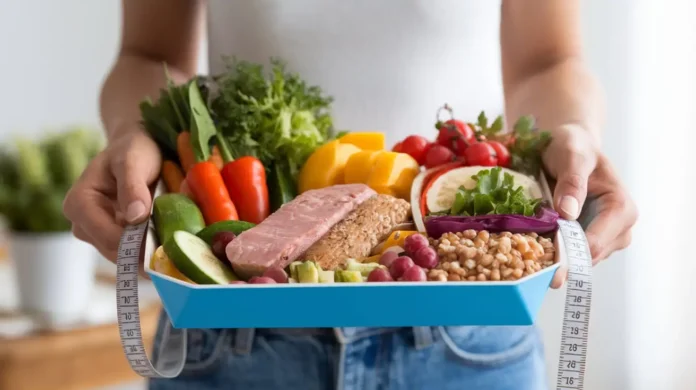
425, 205, 560, 239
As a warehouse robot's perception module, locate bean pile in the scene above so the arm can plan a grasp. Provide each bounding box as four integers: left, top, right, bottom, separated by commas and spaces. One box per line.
427, 230, 556, 282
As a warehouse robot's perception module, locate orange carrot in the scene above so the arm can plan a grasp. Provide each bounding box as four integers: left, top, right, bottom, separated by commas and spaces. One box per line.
176, 132, 197, 173
161, 160, 185, 193
209, 145, 224, 170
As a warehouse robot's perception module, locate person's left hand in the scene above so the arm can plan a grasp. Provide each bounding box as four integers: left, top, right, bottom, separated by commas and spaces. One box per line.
541, 124, 638, 289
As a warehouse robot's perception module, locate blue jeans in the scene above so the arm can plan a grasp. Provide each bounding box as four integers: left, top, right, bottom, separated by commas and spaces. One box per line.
149, 313, 548, 390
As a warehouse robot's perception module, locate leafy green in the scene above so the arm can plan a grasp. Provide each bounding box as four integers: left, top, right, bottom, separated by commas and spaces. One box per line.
508, 115, 552, 175
446, 167, 542, 217
188, 80, 218, 162
212, 57, 336, 178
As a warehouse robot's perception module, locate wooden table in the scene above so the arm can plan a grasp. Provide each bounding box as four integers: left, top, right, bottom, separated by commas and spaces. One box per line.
0, 303, 161, 390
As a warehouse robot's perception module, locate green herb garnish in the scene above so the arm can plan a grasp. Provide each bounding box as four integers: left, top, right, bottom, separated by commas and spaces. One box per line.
445, 167, 542, 217
212, 57, 336, 179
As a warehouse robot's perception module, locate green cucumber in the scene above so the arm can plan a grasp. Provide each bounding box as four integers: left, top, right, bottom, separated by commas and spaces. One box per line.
196, 220, 256, 246
163, 230, 239, 284
153, 194, 206, 245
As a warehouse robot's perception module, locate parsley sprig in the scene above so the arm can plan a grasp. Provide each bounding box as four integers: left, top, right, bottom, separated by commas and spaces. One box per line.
446, 167, 542, 217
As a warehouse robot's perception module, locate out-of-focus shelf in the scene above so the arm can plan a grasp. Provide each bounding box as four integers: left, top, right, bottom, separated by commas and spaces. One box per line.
0, 303, 161, 390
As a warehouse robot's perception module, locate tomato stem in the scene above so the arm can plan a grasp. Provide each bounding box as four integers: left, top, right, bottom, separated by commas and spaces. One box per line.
436, 103, 455, 124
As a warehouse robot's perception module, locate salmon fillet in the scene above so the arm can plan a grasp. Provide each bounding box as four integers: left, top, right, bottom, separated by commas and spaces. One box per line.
303, 194, 411, 270
227, 184, 376, 279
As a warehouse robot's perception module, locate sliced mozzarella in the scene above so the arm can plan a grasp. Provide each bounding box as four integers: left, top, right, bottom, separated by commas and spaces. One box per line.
425, 166, 543, 214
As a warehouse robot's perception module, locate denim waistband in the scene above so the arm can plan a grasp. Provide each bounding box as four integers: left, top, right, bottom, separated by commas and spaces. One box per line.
232, 327, 436, 355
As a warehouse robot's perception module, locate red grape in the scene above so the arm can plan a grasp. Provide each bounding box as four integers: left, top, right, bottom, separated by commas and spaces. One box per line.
379, 251, 399, 268
412, 246, 439, 269
263, 266, 289, 283
211, 231, 236, 260
389, 256, 415, 279
367, 268, 394, 282
404, 234, 429, 255
229, 280, 247, 285
424, 144, 456, 169
249, 276, 276, 284
401, 265, 427, 282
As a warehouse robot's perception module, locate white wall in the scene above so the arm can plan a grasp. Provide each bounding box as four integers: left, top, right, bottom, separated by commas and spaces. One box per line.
0, 0, 120, 139
1, 1, 694, 389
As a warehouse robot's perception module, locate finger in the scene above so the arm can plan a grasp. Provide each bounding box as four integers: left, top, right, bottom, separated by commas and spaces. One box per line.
71, 225, 92, 243
585, 202, 635, 265
552, 151, 597, 221
594, 230, 633, 264
550, 265, 568, 289
110, 134, 160, 224
72, 224, 118, 261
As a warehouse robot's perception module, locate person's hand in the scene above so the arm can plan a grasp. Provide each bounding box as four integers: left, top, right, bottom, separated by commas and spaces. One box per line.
541, 125, 638, 289
63, 128, 161, 261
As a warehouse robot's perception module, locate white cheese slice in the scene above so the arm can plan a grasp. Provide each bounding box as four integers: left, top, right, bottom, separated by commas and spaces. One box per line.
425, 166, 543, 214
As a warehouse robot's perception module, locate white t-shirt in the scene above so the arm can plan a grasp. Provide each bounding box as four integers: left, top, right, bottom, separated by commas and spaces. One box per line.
207, 0, 503, 148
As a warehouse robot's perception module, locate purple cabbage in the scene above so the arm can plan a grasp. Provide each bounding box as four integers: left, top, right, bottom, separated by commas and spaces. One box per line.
425, 205, 560, 239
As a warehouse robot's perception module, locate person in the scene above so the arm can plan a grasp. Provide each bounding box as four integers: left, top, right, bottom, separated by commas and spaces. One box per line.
63, 1, 638, 389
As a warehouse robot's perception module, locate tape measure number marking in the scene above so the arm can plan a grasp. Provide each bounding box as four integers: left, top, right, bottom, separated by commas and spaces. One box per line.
116, 221, 186, 379
556, 219, 593, 390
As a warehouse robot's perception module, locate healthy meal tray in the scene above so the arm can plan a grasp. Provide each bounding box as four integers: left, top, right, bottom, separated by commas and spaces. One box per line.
140, 58, 564, 328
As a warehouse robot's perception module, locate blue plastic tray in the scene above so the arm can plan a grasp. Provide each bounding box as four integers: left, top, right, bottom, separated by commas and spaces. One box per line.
144, 224, 563, 329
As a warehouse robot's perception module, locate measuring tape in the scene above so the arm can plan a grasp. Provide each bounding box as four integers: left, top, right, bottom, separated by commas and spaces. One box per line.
116, 220, 186, 378
555, 219, 593, 390
115, 219, 592, 386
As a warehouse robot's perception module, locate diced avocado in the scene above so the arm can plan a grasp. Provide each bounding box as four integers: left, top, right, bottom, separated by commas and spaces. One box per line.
288, 261, 303, 281
318, 270, 335, 283
153, 194, 206, 245
297, 262, 319, 283
196, 220, 256, 246
335, 270, 363, 283
345, 258, 387, 277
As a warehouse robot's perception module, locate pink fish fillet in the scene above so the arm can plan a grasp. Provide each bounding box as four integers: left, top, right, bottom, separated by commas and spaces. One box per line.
226, 184, 377, 279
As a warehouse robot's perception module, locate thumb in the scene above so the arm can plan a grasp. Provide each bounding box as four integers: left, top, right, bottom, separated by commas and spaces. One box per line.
552, 152, 596, 220
111, 134, 161, 224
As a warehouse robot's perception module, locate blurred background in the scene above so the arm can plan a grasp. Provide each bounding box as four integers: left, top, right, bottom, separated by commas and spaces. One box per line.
0, 1, 694, 389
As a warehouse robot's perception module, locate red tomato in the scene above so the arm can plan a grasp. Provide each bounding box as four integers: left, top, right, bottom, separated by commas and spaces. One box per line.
488, 141, 511, 167
464, 142, 498, 166
436, 120, 475, 152
400, 135, 430, 165
392, 141, 404, 153
424, 144, 456, 169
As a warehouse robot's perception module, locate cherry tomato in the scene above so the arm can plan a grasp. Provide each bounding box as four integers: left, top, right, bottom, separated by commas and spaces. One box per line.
392, 141, 404, 153
424, 144, 456, 169
436, 120, 475, 152
464, 142, 498, 166
488, 141, 510, 167
399, 135, 430, 165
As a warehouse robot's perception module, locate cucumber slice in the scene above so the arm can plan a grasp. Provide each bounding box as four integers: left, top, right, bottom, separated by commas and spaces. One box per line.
163, 230, 239, 284
196, 220, 256, 246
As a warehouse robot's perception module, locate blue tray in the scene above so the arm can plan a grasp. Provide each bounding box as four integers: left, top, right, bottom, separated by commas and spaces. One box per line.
144, 224, 563, 329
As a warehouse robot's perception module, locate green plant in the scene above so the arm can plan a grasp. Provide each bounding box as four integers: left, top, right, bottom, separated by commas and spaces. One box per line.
0, 127, 104, 233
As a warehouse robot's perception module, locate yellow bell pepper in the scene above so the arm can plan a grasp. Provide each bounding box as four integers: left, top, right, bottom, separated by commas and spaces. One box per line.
366, 152, 420, 199
339, 132, 385, 150
150, 246, 193, 283
380, 231, 419, 254
344, 150, 384, 184
298, 140, 361, 193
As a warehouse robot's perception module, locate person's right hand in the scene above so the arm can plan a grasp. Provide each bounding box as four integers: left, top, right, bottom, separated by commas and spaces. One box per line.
63, 128, 162, 261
